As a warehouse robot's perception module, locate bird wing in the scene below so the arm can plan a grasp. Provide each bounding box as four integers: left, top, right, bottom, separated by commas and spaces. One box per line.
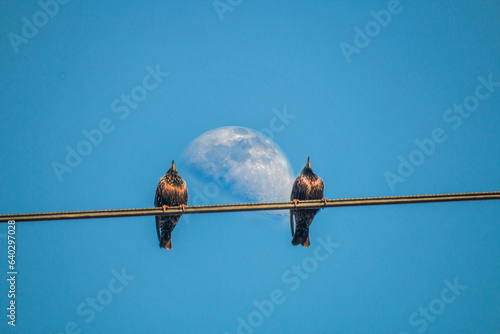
290, 176, 307, 237
290, 176, 308, 200
154, 177, 167, 241
181, 182, 188, 205
155, 216, 161, 241
154, 177, 166, 207
311, 178, 325, 199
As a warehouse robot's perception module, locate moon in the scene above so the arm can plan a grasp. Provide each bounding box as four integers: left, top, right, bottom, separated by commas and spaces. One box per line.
183, 126, 295, 206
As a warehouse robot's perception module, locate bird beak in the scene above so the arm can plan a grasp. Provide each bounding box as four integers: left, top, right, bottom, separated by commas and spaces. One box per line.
171, 160, 176, 171
306, 157, 311, 168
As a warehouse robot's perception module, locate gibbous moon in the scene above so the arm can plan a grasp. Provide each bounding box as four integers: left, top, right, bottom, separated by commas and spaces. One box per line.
183, 126, 295, 206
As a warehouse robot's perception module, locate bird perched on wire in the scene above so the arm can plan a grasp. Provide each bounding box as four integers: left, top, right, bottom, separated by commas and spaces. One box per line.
154, 160, 188, 249
290, 157, 326, 247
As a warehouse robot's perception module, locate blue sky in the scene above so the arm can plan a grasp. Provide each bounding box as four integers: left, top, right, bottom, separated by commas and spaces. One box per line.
1, 1, 499, 333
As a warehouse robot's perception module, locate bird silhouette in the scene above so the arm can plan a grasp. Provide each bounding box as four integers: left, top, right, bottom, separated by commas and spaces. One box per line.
154, 160, 188, 249
290, 157, 325, 247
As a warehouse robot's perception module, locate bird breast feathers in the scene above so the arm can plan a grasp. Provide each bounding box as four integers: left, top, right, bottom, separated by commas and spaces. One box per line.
162, 182, 187, 198
311, 178, 323, 186
299, 176, 323, 188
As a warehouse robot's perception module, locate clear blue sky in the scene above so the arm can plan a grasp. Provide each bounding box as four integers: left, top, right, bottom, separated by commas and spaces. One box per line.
1, 1, 499, 333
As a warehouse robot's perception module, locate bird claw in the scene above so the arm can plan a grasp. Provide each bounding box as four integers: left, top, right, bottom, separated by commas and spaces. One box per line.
162, 205, 169, 212
292, 199, 300, 208
180, 204, 186, 213
322, 198, 328, 205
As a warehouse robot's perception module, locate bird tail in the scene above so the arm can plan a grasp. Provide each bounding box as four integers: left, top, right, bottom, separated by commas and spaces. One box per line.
291, 225, 310, 247
159, 236, 172, 250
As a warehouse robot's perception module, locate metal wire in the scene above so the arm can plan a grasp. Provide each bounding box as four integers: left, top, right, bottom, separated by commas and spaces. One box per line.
1, 191, 499, 223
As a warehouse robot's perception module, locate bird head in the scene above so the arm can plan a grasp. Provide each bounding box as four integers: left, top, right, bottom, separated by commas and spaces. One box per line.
301, 156, 314, 175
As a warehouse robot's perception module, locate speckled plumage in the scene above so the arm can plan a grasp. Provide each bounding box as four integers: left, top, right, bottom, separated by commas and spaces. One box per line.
290, 157, 324, 247
154, 161, 188, 249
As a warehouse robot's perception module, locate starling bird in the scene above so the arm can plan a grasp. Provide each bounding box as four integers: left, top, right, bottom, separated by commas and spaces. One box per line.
290, 157, 326, 247
154, 160, 188, 249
